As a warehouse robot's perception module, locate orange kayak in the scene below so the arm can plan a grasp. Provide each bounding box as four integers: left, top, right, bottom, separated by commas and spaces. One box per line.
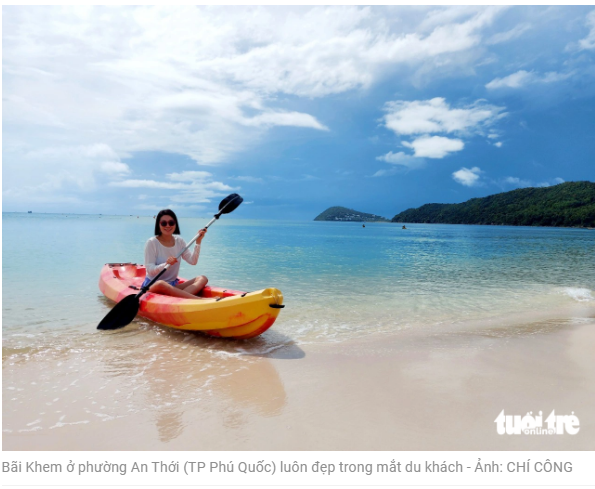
99, 263, 284, 339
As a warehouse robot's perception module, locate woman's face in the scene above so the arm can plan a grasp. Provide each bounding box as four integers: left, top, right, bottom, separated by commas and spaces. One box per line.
159, 215, 176, 236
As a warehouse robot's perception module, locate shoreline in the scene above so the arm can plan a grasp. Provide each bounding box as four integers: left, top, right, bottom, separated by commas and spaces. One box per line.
4, 311, 594, 451
315, 219, 593, 229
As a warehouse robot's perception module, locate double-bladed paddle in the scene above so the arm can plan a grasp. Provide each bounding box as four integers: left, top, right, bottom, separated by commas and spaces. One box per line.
97, 193, 243, 331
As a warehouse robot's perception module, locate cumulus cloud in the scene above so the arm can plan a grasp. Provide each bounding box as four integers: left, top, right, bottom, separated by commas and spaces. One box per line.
403, 136, 464, 158
486, 70, 574, 89
453, 166, 482, 186
383, 97, 505, 136
2, 6, 502, 157
376, 97, 504, 170
3, 6, 510, 206
206, 6, 503, 97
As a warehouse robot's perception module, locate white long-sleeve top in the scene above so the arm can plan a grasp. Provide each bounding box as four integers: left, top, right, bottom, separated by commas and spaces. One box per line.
144, 236, 201, 282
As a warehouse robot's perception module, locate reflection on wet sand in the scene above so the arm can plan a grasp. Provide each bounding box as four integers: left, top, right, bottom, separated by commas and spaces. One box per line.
99, 319, 299, 443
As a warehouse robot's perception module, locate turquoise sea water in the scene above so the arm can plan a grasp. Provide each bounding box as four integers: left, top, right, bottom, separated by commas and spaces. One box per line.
3, 212, 595, 345
3, 212, 595, 442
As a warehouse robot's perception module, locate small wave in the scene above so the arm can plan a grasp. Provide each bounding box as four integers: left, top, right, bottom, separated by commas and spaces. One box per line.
236, 343, 287, 356
562, 287, 594, 302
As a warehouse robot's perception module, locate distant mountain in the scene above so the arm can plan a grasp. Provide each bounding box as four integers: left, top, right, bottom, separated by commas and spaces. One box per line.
314, 206, 389, 222
392, 181, 595, 227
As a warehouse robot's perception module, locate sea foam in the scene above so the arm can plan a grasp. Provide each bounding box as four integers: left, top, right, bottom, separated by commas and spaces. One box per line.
562, 287, 594, 302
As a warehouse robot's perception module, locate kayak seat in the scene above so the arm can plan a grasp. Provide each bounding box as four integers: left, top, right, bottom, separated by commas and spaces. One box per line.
112, 265, 142, 280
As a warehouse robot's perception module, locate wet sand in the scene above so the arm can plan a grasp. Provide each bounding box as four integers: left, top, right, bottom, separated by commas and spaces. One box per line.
3, 311, 595, 451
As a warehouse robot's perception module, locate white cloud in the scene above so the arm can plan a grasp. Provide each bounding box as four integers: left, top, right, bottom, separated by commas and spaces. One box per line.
3, 6, 510, 208
487, 23, 532, 45
578, 9, 595, 50
504, 176, 531, 187
99, 161, 131, 175
136, 203, 209, 214
2, 143, 132, 207
375, 151, 425, 168
486, 70, 534, 89
110, 171, 237, 205
541, 71, 574, 83
494, 141, 503, 147
419, 6, 500, 31
379, 97, 504, 166
372, 168, 398, 177
537, 177, 565, 187
486, 70, 574, 89
246, 111, 328, 130
372, 151, 426, 175
111, 180, 188, 190
453, 166, 482, 186
383, 97, 505, 137
403, 136, 464, 158
503, 176, 565, 188
205, 6, 503, 97
167, 171, 213, 182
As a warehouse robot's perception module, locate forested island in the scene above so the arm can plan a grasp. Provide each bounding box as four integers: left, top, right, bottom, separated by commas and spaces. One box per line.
392, 181, 595, 227
314, 206, 389, 222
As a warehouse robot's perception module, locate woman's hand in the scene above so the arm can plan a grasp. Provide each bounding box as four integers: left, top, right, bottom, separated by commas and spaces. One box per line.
196, 228, 207, 244
166, 256, 178, 266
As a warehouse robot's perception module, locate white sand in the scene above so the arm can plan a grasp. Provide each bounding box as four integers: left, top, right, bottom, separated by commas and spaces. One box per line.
4, 313, 594, 451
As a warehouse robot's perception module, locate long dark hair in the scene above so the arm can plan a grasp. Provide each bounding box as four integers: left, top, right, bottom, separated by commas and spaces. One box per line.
154, 209, 181, 236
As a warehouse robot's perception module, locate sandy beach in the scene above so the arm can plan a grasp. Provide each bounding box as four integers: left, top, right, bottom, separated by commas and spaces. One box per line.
4, 304, 594, 451
4, 3, 595, 462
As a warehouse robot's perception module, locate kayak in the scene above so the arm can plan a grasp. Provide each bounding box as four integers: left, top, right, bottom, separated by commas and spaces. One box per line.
98, 263, 284, 339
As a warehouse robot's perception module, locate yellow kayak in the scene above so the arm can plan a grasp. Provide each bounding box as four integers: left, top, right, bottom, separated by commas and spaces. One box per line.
99, 263, 284, 339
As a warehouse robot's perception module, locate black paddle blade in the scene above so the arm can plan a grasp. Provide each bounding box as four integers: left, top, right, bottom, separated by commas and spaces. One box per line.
218, 193, 243, 214
97, 294, 140, 330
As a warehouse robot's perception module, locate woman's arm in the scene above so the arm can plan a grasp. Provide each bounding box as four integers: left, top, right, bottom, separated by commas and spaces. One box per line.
180, 239, 201, 265
180, 229, 206, 265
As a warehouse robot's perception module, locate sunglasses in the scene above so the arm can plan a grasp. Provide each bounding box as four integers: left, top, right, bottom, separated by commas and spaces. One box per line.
160, 219, 176, 227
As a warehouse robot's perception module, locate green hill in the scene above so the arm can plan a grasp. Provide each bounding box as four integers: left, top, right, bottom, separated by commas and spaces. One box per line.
392, 181, 595, 227
315, 206, 389, 222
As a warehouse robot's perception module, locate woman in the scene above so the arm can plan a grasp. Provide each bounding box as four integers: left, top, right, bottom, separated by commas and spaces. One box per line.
143, 209, 208, 299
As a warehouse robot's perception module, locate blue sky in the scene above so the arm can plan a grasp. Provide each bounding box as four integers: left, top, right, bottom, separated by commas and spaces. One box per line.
3, 6, 595, 220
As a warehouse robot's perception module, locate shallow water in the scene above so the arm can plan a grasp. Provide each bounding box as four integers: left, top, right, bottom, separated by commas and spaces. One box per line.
3, 213, 595, 442
3, 213, 594, 342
